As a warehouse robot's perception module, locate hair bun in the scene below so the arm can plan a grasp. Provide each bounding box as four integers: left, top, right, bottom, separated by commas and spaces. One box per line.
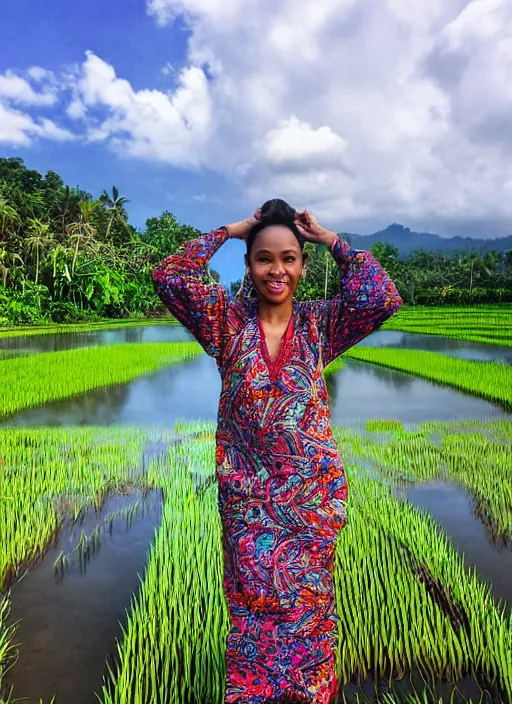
259, 198, 297, 226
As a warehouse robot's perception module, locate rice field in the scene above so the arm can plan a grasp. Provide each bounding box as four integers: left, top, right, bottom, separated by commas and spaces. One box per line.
0, 316, 179, 339
1, 306, 511, 703
0, 341, 201, 418
1, 420, 511, 703
382, 306, 512, 348
342, 348, 511, 410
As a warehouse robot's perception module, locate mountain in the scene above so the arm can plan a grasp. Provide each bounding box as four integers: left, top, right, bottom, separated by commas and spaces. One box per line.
341, 223, 512, 257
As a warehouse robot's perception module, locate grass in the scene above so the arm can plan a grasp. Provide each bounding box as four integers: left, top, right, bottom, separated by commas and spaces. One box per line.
343, 347, 512, 410
0, 341, 201, 419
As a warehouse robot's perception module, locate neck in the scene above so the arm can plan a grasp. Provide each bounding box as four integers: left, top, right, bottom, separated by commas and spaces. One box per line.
257, 297, 293, 325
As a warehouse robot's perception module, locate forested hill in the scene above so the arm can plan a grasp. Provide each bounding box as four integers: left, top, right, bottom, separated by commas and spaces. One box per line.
343, 224, 512, 257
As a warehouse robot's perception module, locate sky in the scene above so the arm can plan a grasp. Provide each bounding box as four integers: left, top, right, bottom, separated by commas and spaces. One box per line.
1, 0, 511, 282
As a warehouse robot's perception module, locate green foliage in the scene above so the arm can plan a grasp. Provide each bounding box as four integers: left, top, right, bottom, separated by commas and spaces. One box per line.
139, 210, 200, 262
1, 156, 511, 326
0, 159, 199, 325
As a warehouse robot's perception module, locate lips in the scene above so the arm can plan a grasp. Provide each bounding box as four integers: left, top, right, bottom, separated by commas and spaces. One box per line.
266, 281, 287, 293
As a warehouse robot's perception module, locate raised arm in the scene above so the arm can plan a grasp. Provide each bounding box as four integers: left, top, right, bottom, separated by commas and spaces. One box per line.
152, 227, 229, 360
295, 212, 403, 368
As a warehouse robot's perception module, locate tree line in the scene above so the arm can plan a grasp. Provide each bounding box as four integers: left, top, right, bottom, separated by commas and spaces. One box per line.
1, 157, 511, 326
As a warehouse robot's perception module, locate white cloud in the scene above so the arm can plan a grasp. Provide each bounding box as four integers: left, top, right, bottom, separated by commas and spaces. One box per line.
262, 118, 348, 169
27, 66, 56, 83
0, 67, 76, 146
2, 0, 512, 235
0, 103, 36, 146
138, 0, 512, 234
0, 71, 57, 106
74, 51, 213, 166
66, 97, 87, 120
0, 102, 75, 146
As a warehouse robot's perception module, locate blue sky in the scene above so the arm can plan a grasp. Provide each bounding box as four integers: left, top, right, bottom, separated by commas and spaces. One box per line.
1, 0, 511, 281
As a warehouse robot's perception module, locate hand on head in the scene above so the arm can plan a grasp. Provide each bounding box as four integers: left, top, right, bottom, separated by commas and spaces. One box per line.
226, 205, 336, 247
225, 209, 261, 241
294, 210, 336, 246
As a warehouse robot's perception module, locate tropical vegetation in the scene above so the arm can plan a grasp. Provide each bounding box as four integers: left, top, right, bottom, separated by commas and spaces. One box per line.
1, 157, 512, 327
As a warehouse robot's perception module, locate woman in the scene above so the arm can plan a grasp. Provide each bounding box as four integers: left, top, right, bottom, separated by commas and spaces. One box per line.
152, 199, 403, 704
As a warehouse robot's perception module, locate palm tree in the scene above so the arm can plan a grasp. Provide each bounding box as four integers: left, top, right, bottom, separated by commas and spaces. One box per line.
0, 246, 23, 287
50, 243, 75, 285
459, 251, 492, 293
99, 186, 130, 239
68, 200, 100, 275
25, 218, 55, 285
0, 195, 21, 240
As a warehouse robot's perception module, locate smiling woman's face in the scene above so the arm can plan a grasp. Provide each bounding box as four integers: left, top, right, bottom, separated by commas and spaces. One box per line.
247, 225, 305, 305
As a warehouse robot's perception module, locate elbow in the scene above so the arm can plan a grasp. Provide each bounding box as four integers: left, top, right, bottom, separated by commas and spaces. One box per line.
390, 290, 403, 312
380, 289, 403, 321
151, 262, 183, 312
152, 253, 176, 283
382, 276, 403, 310
152, 255, 181, 292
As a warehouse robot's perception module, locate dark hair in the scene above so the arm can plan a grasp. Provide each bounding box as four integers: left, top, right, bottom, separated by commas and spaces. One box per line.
246, 198, 306, 257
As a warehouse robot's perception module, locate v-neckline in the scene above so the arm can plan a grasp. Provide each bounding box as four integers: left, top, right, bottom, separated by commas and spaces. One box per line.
256, 307, 294, 378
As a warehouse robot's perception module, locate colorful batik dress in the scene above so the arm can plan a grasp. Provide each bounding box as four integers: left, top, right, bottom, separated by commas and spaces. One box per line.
152, 227, 403, 703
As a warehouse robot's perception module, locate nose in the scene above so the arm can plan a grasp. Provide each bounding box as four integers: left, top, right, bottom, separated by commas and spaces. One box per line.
269, 261, 284, 277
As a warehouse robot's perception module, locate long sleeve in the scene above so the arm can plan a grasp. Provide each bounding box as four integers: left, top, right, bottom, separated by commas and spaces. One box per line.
152, 227, 229, 361
307, 236, 403, 367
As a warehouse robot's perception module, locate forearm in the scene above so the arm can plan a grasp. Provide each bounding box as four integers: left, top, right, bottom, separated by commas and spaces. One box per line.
153, 227, 229, 279
151, 228, 229, 359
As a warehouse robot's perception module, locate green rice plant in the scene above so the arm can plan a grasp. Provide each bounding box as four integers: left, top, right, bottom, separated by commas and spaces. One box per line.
332, 460, 512, 699
324, 357, 346, 375
0, 317, 179, 339
366, 421, 405, 433
0, 341, 201, 418
382, 305, 512, 348
437, 432, 512, 541
100, 422, 512, 703
1, 423, 511, 703
342, 347, 512, 410
0, 426, 170, 588
0, 596, 17, 704
101, 442, 228, 704
332, 421, 512, 540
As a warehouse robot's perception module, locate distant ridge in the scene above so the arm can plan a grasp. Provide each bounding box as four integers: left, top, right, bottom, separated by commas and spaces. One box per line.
340, 223, 512, 256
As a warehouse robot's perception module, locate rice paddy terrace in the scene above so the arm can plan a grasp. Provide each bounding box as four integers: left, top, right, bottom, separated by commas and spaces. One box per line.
0, 304, 511, 704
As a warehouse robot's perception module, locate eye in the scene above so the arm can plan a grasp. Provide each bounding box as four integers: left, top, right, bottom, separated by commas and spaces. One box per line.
285, 256, 296, 262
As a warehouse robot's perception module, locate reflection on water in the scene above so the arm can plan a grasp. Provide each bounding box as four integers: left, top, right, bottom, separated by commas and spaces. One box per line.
2, 325, 511, 365
329, 358, 507, 425
6, 490, 162, 704
3, 352, 507, 428
405, 481, 512, 613
0, 323, 193, 356
363, 329, 512, 365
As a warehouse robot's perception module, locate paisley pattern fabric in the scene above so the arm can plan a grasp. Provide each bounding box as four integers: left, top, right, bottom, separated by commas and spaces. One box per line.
152, 227, 403, 703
